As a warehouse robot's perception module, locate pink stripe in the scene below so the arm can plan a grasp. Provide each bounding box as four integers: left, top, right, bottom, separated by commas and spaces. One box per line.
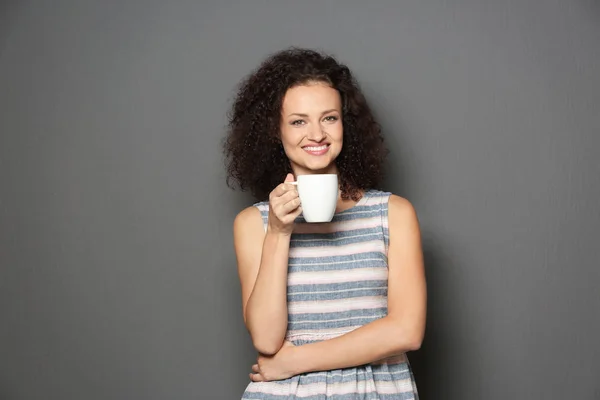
289, 239, 385, 258
286, 326, 363, 337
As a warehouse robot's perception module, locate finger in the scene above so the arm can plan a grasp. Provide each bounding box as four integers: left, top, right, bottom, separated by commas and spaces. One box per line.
275, 191, 299, 211
284, 173, 295, 183
252, 364, 260, 374
281, 187, 299, 202
272, 182, 294, 198
249, 372, 264, 382
282, 197, 301, 214
274, 197, 300, 218
272, 190, 299, 211
273, 175, 298, 197
278, 207, 302, 226
290, 204, 303, 219
281, 182, 299, 195
271, 188, 298, 209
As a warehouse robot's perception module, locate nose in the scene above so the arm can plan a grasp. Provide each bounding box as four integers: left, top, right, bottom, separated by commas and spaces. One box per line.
306, 123, 327, 142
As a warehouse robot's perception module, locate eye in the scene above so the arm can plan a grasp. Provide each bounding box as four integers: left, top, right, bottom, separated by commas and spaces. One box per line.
291, 119, 305, 126
323, 115, 339, 122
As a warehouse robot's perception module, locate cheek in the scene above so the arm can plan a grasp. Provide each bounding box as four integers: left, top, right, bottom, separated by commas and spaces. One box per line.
280, 126, 304, 147
279, 129, 298, 158
332, 125, 344, 144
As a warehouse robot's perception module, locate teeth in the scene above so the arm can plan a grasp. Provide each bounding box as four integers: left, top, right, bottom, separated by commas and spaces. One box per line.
304, 145, 328, 151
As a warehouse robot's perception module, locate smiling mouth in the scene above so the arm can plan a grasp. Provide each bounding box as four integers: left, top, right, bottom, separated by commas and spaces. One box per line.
302, 144, 330, 155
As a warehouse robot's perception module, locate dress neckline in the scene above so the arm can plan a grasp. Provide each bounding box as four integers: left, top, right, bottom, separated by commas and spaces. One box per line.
335, 189, 371, 215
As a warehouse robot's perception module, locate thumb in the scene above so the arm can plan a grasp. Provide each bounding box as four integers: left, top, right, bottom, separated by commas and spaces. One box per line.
284, 173, 295, 183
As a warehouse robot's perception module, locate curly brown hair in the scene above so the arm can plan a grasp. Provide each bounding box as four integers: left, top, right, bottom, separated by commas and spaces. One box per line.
223, 47, 387, 201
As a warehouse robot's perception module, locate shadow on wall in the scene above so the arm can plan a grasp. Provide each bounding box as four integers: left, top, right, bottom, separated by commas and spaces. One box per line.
408, 235, 460, 400
217, 191, 261, 395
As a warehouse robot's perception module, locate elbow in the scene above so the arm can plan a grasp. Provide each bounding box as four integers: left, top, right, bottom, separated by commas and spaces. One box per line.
248, 325, 282, 355
252, 338, 283, 356
390, 318, 424, 352
404, 325, 425, 351
394, 332, 422, 352
246, 317, 286, 355
405, 334, 423, 351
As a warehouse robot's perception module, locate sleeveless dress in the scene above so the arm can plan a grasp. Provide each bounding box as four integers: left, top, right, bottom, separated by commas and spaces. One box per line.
242, 189, 419, 400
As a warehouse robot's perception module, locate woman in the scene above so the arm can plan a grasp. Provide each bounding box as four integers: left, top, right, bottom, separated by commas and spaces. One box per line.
224, 47, 426, 399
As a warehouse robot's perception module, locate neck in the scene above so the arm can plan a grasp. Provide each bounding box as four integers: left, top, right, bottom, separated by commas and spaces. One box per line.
292, 164, 338, 178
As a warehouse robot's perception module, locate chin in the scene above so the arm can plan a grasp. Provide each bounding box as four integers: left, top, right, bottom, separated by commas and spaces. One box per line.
300, 162, 337, 174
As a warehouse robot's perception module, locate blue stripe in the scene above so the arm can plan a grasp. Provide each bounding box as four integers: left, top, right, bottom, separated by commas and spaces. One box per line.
288, 251, 386, 265
288, 259, 387, 273
287, 280, 388, 293
291, 227, 383, 241
244, 190, 418, 399
288, 307, 389, 322
288, 287, 388, 302
290, 233, 383, 248
288, 315, 383, 330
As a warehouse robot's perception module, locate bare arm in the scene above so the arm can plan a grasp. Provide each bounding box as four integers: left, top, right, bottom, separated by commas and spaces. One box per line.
234, 175, 301, 355
289, 195, 426, 372
270, 195, 427, 375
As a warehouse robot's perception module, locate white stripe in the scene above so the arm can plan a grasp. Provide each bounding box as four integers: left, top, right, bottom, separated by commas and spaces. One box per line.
245, 378, 415, 396
289, 314, 384, 325
288, 296, 387, 314
287, 326, 360, 338
288, 257, 383, 267
288, 267, 388, 286
289, 286, 386, 296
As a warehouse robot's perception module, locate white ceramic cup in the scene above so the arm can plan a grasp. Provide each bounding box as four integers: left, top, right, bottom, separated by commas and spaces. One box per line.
291, 174, 339, 223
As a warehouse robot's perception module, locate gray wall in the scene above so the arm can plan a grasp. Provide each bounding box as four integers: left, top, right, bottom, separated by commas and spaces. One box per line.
1, 1, 599, 399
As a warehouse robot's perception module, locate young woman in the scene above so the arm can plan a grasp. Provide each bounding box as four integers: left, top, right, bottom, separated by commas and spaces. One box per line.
224, 47, 426, 399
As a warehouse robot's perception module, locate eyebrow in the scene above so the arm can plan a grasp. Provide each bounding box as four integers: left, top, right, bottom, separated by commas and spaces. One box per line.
287, 109, 340, 118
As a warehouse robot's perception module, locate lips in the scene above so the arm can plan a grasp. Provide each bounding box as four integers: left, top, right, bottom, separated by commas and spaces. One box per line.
302, 144, 330, 156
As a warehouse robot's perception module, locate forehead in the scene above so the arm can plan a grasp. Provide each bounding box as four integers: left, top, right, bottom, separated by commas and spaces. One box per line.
282, 82, 341, 112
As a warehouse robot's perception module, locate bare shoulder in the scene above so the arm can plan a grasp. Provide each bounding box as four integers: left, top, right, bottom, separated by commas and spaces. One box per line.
233, 205, 264, 239
234, 205, 263, 228
387, 194, 421, 240
388, 194, 418, 222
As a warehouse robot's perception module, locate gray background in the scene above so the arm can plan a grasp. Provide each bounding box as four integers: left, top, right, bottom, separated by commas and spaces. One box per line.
1, 0, 599, 399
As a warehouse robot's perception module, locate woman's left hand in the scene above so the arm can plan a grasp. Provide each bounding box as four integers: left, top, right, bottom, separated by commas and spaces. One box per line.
250, 341, 297, 382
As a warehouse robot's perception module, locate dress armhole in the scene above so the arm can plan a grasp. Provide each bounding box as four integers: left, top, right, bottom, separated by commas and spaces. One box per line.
253, 203, 269, 233
381, 193, 392, 257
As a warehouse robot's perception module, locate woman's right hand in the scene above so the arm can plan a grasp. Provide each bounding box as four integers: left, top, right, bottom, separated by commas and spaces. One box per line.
267, 173, 302, 236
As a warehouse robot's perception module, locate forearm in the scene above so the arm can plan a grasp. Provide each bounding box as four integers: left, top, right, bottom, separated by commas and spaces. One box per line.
245, 230, 291, 354
290, 316, 422, 374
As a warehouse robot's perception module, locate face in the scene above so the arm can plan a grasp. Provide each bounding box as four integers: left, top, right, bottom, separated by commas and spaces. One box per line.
279, 81, 343, 177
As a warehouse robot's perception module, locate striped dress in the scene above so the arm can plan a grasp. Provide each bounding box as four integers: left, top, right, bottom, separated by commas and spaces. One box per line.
242, 189, 419, 400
